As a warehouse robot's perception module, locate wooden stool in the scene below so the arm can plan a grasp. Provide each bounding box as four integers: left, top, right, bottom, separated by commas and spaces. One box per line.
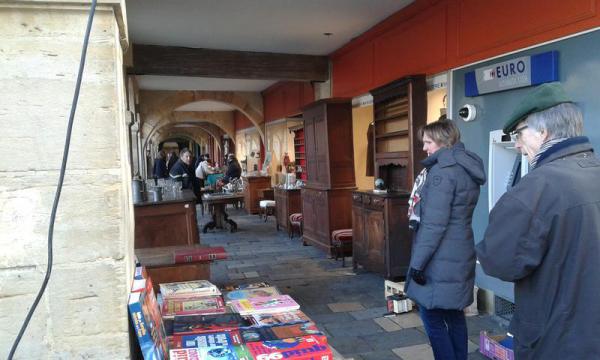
289, 213, 303, 239
331, 229, 353, 267
259, 200, 276, 222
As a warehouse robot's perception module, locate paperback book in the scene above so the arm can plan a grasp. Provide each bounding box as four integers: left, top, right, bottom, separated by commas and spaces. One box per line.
172, 330, 242, 349
170, 345, 253, 360
173, 313, 253, 335
240, 322, 323, 343
160, 280, 221, 298
251, 310, 311, 326
246, 335, 332, 360
128, 277, 168, 360
161, 295, 226, 318
229, 295, 300, 316
173, 246, 228, 263
224, 286, 281, 302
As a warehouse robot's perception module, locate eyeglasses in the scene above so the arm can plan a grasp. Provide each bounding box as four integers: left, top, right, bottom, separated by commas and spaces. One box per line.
510, 125, 528, 142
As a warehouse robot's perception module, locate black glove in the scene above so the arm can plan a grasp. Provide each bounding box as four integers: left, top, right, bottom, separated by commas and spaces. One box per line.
410, 268, 426, 286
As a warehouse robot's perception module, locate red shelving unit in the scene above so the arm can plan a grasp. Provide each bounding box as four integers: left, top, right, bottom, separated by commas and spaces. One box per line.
291, 127, 307, 181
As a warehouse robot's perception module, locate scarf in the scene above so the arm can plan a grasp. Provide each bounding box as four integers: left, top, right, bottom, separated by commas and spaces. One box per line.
530, 137, 567, 169
407, 168, 428, 231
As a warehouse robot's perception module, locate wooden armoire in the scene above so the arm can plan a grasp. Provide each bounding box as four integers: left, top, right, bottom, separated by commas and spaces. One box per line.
352, 75, 427, 279
301, 98, 356, 253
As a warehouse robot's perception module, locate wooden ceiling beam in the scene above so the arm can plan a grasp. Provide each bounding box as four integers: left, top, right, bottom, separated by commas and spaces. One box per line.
131, 44, 329, 82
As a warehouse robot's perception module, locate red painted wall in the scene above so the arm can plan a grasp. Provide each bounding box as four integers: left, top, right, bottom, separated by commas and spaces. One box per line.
234, 110, 254, 131
331, 0, 600, 97
263, 81, 314, 122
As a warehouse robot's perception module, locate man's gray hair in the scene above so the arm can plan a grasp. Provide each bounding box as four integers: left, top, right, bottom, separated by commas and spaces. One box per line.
526, 102, 583, 139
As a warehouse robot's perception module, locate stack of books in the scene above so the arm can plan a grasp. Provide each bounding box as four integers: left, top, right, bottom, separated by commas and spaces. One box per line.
128, 274, 335, 359
160, 280, 226, 318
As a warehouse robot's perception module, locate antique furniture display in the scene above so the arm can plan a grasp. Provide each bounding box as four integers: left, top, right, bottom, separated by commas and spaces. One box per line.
301, 98, 356, 253
243, 174, 272, 214
274, 187, 302, 231
351, 75, 426, 279
290, 126, 307, 181
134, 189, 199, 249
371, 74, 427, 191
202, 193, 245, 233
351, 190, 411, 279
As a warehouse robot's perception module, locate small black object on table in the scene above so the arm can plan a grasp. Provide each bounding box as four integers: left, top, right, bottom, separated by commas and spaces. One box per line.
202, 192, 244, 233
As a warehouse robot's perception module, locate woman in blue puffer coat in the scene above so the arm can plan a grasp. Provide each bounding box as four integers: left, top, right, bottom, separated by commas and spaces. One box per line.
405, 119, 486, 360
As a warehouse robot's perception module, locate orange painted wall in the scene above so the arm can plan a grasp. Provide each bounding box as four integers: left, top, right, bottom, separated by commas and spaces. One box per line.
234, 111, 254, 131
331, 0, 600, 97
263, 81, 314, 121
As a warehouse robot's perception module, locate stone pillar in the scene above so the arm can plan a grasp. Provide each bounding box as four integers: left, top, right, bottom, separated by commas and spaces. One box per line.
0, 1, 134, 358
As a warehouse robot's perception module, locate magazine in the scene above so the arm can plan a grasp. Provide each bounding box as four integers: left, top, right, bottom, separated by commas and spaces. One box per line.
173, 313, 252, 335
251, 310, 311, 326
160, 280, 221, 298
172, 330, 242, 348
224, 286, 281, 302
246, 335, 332, 360
240, 322, 323, 343
229, 295, 300, 316
161, 296, 226, 318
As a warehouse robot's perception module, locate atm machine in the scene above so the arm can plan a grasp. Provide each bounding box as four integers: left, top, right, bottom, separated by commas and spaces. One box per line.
450, 29, 600, 314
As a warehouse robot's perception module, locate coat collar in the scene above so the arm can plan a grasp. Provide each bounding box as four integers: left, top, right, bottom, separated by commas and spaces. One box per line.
534, 136, 594, 168
421, 142, 465, 169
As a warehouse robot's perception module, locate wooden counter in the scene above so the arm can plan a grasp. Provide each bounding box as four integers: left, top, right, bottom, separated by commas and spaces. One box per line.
134, 189, 199, 248
243, 175, 272, 214
274, 187, 302, 231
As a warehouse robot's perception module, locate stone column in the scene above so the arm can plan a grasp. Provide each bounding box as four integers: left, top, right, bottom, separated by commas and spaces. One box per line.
0, 1, 134, 358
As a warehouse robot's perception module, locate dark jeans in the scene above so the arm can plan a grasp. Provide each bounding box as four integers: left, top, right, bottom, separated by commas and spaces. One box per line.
419, 306, 468, 360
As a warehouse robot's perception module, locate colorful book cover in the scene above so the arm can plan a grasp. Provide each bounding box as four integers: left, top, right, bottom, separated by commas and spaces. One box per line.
172, 330, 242, 348
173, 313, 253, 335
224, 286, 281, 302
160, 280, 221, 298
128, 279, 169, 360
173, 246, 228, 263
240, 322, 323, 343
162, 295, 226, 317
170, 345, 253, 360
246, 335, 332, 360
251, 310, 311, 326
230, 295, 300, 315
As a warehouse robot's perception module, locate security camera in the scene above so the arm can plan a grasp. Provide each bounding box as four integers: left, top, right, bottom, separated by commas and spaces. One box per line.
458, 104, 477, 122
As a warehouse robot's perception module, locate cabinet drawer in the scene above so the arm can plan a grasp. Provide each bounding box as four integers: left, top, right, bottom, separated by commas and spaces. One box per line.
363, 195, 385, 210
352, 193, 362, 204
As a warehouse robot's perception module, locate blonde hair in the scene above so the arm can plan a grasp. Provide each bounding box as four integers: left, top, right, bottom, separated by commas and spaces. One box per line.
419, 119, 461, 148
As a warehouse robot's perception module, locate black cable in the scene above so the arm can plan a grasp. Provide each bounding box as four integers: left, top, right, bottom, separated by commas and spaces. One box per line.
8, 1, 97, 358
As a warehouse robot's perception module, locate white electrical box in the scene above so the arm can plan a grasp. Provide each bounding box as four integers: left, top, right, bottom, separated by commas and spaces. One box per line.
488, 130, 529, 211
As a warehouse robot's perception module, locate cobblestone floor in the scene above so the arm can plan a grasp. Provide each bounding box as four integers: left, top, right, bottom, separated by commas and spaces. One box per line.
198, 206, 506, 360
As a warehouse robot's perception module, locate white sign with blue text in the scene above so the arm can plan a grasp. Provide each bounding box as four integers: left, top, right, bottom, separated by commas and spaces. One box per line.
465, 51, 559, 97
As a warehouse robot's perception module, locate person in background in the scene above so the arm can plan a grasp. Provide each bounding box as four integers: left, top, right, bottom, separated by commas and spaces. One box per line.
476, 82, 600, 359
221, 153, 242, 185
166, 150, 178, 173
169, 148, 200, 198
195, 154, 216, 188
404, 119, 486, 360
152, 150, 168, 179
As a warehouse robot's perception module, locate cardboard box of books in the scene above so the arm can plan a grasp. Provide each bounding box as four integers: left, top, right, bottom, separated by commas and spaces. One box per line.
479, 331, 514, 360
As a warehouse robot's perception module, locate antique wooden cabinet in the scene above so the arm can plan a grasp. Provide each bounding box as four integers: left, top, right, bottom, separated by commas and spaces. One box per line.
371, 75, 427, 191
350, 75, 426, 278
243, 174, 272, 214
351, 190, 411, 279
134, 190, 199, 248
274, 187, 302, 231
301, 98, 356, 253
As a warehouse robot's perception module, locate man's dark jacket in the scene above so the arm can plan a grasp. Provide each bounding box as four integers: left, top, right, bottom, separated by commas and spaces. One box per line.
169, 159, 200, 198
476, 137, 600, 360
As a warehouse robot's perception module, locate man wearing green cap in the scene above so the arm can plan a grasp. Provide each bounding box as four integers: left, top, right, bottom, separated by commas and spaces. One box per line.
476, 82, 600, 359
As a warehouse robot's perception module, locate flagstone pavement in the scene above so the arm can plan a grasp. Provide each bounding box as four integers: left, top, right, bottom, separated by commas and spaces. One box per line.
198, 207, 506, 360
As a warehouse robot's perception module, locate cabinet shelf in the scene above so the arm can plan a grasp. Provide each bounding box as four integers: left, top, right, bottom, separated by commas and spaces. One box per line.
375, 130, 408, 139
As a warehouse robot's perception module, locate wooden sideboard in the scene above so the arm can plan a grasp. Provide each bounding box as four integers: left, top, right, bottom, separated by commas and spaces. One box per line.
274, 187, 302, 231
352, 190, 411, 280
134, 190, 199, 248
243, 175, 272, 214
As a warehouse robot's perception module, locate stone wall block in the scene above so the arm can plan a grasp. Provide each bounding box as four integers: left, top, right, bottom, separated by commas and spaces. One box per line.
0, 268, 51, 359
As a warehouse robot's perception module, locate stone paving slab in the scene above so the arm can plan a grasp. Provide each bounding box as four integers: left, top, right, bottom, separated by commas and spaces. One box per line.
392, 344, 434, 360
349, 306, 389, 320
389, 311, 423, 328
328, 302, 365, 312
373, 316, 403, 332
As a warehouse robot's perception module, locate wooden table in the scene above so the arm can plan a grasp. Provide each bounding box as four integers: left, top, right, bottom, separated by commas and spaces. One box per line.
202, 192, 245, 233
134, 189, 199, 248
